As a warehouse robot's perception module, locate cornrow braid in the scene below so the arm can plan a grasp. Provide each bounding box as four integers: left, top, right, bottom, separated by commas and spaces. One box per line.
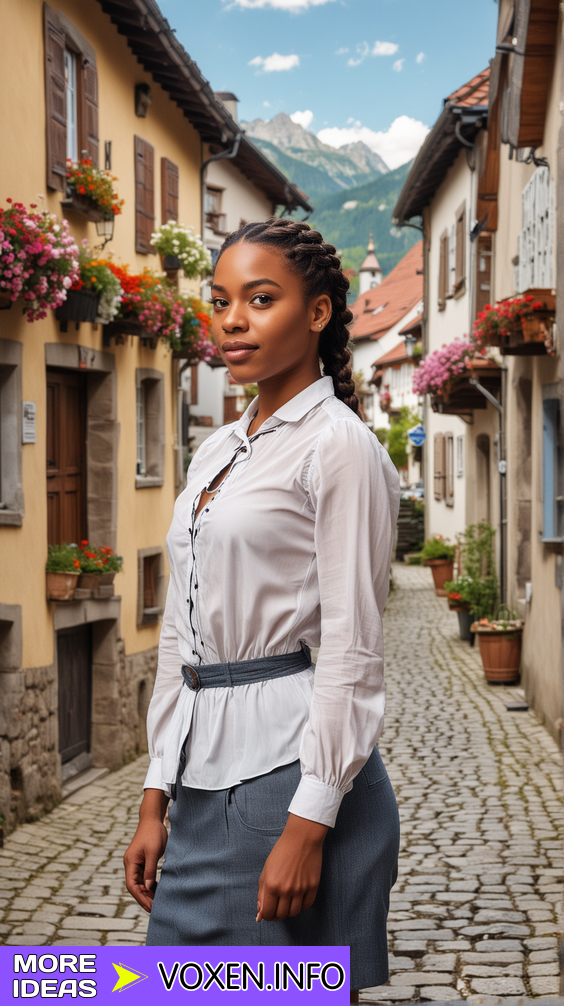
217, 217, 360, 416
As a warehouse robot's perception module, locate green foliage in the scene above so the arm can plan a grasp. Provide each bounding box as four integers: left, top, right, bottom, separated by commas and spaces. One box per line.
46, 544, 80, 573
421, 536, 455, 561
78, 542, 123, 574
373, 428, 389, 448
407, 553, 423, 565
459, 522, 499, 620
387, 407, 420, 471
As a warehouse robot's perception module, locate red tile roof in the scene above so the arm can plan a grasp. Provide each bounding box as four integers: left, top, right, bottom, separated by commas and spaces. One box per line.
349, 241, 423, 342
399, 312, 423, 335
375, 341, 410, 367
447, 67, 490, 108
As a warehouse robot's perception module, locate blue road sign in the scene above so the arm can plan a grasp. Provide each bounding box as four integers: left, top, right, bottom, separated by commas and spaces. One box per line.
407, 424, 426, 447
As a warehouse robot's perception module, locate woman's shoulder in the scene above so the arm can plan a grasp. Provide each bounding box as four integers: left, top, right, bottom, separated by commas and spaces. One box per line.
303, 398, 399, 492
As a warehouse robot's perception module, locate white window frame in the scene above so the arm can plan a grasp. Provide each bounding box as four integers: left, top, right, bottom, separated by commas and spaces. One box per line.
136, 384, 146, 476
456, 435, 464, 477
64, 48, 78, 162
518, 166, 554, 292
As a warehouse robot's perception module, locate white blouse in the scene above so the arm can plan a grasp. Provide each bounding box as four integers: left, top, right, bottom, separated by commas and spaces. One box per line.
144, 376, 400, 828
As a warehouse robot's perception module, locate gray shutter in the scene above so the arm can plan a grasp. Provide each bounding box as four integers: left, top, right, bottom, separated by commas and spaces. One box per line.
44, 3, 67, 191
135, 136, 155, 254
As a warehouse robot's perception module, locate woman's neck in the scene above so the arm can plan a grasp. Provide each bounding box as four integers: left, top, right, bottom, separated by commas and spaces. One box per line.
247, 365, 322, 436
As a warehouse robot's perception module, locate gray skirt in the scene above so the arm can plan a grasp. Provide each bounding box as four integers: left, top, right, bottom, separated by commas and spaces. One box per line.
146, 747, 400, 991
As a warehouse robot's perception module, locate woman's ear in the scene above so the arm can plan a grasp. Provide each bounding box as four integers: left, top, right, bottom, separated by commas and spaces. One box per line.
311, 294, 332, 333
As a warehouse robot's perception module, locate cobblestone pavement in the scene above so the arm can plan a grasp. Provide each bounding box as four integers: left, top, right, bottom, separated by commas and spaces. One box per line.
0, 563, 562, 1002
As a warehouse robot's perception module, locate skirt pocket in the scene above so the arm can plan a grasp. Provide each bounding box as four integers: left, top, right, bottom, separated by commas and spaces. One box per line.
360, 747, 389, 788
231, 760, 302, 834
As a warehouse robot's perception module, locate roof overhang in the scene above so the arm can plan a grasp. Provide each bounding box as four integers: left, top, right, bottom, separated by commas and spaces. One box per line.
498, 0, 559, 148
96, 0, 311, 212
394, 104, 486, 223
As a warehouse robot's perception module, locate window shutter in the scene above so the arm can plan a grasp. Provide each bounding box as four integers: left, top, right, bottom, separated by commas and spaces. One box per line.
161, 158, 179, 223
446, 433, 454, 506
438, 233, 446, 308
434, 433, 445, 501
135, 136, 155, 254
455, 206, 466, 287
81, 59, 99, 166
190, 364, 198, 406
44, 4, 67, 191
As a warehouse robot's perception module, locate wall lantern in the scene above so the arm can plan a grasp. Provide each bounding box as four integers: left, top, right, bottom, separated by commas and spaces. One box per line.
135, 83, 152, 117
95, 215, 114, 250
405, 333, 418, 358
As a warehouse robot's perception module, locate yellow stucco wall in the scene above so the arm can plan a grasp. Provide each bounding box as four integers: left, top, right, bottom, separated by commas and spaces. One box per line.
0, 0, 203, 669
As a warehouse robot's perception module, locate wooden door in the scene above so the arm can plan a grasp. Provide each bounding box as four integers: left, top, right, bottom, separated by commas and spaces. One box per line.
57, 624, 92, 763
47, 370, 87, 544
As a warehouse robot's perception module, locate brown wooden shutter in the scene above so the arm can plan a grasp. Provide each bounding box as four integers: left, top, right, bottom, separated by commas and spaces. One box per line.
434, 433, 445, 501
44, 4, 67, 192
438, 232, 447, 309
190, 365, 198, 406
135, 136, 155, 254
446, 433, 454, 506
161, 158, 179, 223
455, 205, 466, 288
81, 59, 99, 166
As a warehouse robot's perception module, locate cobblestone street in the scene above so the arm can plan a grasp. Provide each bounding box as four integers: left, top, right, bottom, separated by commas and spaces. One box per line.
0, 564, 562, 1001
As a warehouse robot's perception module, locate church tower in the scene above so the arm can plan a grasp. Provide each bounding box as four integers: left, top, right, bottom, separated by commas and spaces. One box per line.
358, 232, 382, 295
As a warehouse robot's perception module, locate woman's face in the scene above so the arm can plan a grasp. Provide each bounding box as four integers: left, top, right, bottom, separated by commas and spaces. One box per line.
210, 241, 332, 386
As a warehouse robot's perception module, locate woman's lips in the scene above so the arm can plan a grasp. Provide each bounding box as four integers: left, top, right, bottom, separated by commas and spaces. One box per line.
222, 341, 258, 362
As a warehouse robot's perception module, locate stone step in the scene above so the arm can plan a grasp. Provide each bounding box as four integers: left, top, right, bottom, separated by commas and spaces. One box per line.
62, 766, 110, 800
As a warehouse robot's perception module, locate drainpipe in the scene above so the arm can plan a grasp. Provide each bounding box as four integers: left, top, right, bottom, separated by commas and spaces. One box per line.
200, 132, 242, 238
469, 374, 506, 605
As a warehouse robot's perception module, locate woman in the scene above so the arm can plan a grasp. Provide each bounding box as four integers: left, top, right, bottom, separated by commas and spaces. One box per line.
124, 218, 400, 1001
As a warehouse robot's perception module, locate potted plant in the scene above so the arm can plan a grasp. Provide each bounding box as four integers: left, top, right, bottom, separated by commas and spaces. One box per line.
150, 221, 212, 278
56, 246, 123, 327
0, 199, 80, 320
64, 159, 124, 222
420, 536, 455, 595
46, 544, 81, 600
471, 608, 523, 684
77, 540, 123, 587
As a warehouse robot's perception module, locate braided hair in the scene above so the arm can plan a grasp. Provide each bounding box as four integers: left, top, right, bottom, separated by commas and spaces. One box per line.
216, 217, 360, 415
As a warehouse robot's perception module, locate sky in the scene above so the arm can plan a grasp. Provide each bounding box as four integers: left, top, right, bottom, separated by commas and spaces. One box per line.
157, 0, 500, 170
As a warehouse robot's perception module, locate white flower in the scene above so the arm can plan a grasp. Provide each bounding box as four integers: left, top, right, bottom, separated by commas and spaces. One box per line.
62, 276, 72, 288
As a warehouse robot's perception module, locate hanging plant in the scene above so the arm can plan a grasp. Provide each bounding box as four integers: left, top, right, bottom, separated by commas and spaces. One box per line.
167, 295, 218, 362
0, 199, 79, 321
72, 245, 123, 324
412, 338, 480, 398
150, 221, 212, 278
66, 159, 124, 217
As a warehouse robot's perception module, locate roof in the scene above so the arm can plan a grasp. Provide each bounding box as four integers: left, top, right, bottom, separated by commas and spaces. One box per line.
360, 251, 382, 273
399, 312, 423, 335
349, 241, 423, 342
374, 341, 410, 367
96, 0, 311, 212
393, 67, 489, 224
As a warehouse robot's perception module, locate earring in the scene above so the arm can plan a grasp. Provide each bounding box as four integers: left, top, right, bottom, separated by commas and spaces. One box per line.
318, 323, 323, 328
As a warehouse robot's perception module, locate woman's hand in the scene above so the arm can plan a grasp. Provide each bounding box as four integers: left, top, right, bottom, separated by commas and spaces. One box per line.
124, 789, 169, 913
256, 813, 329, 921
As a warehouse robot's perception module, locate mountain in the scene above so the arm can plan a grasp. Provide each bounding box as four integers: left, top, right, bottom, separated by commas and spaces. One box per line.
241, 113, 388, 198
306, 162, 421, 291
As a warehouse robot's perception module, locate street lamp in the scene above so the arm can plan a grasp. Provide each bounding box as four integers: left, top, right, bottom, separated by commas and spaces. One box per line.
404, 333, 418, 357
95, 215, 114, 250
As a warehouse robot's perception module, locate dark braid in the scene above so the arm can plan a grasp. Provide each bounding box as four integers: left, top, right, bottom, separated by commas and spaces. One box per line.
217, 218, 360, 415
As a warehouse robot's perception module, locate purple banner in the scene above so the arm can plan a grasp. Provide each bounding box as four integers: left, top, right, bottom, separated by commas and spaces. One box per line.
1, 946, 350, 1002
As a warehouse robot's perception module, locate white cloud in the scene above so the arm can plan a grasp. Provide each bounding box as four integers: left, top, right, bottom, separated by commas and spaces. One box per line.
249, 53, 300, 72
290, 109, 314, 129
335, 47, 349, 55
348, 42, 369, 67
263, 100, 271, 107
393, 58, 405, 72
372, 41, 399, 56
226, 0, 335, 9
317, 114, 430, 170
416, 51, 426, 64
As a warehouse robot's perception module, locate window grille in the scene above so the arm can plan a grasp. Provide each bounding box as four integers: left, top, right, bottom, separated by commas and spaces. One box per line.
64, 49, 78, 162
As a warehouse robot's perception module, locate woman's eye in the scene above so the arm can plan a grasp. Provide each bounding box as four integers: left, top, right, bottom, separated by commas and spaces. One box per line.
251, 294, 273, 306
210, 298, 228, 309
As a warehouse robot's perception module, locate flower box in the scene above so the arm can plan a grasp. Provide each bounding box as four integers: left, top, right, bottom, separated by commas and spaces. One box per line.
103, 315, 152, 345
61, 191, 107, 223
55, 289, 100, 324
46, 570, 80, 601
0, 291, 13, 310
77, 571, 115, 589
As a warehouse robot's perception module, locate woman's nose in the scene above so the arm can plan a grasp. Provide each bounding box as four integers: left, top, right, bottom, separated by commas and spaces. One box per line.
222, 307, 248, 332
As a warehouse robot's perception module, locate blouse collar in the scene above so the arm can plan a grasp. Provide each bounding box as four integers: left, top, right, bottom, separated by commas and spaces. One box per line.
235, 376, 335, 440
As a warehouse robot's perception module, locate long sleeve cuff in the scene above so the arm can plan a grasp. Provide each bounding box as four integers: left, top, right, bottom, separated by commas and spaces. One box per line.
143, 757, 171, 796
288, 775, 346, 829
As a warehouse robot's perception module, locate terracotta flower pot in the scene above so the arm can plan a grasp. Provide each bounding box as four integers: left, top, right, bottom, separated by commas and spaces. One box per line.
77, 572, 102, 589
46, 570, 80, 601
423, 558, 454, 595
99, 571, 116, 585
473, 627, 522, 683
521, 313, 551, 343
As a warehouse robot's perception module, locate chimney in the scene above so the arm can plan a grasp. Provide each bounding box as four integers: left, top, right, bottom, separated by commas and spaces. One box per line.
215, 92, 239, 123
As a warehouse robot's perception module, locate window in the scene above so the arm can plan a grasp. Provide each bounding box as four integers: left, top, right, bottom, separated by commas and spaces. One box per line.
205, 187, 226, 234
454, 202, 466, 297
135, 370, 165, 487
438, 231, 449, 310
449, 223, 456, 295
445, 433, 454, 507
205, 187, 222, 215
475, 234, 492, 316
64, 50, 78, 161
518, 166, 554, 292
137, 547, 165, 625
434, 432, 445, 500
135, 136, 155, 254
456, 435, 464, 477
136, 384, 146, 476
0, 340, 23, 525
542, 395, 563, 542
161, 158, 179, 224
44, 5, 99, 190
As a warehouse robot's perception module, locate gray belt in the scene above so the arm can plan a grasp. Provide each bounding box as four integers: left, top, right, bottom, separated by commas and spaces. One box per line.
172, 644, 312, 798
181, 644, 311, 692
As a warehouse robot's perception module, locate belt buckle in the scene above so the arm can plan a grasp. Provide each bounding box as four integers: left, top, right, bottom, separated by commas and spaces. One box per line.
184, 665, 201, 691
